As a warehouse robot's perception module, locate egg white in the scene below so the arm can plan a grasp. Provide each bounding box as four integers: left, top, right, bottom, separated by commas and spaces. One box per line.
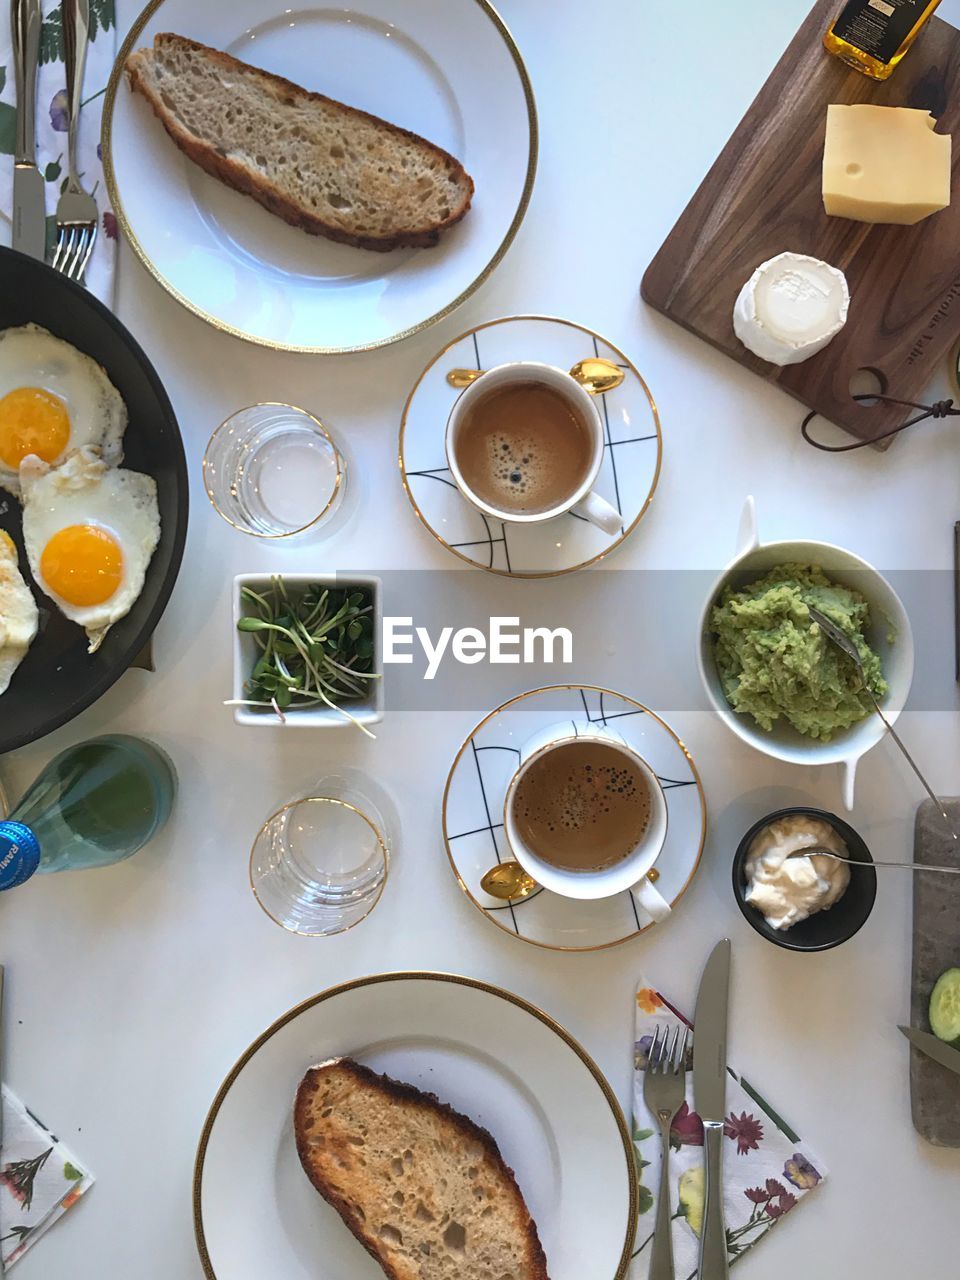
0, 324, 127, 496
0, 531, 39, 695
20, 449, 161, 653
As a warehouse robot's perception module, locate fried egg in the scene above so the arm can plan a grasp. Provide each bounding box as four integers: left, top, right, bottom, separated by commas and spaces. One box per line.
0, 324, 126, 497
21, 449, 160, 653
0, 529, 39, 695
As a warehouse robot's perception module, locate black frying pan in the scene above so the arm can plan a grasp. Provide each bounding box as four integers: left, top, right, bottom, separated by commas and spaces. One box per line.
0, 246, 188, 754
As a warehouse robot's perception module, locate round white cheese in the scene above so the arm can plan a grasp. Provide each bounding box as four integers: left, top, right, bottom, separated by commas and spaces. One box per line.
732, 252, 850, 366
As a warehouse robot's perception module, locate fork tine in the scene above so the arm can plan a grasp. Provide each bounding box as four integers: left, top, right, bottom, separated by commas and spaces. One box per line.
666, 1025, 680, 1074
62, 228, 77, 278
65, 228, 79, 279
647, 1024, 663, 1073
76, 225, 97, 281
673, 1026, 690, 1074
67, 227, 85, 280
72, 228, 87, 280
52, 230, 65, 272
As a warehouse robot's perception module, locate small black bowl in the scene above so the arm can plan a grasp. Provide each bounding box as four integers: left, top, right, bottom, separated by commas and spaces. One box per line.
732, 807, 877, 952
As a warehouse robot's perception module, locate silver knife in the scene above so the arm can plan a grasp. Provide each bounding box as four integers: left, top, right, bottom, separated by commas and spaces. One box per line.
899, 1024, 960, 1077
694, 939, 732, 1280
11, 0, 45, 261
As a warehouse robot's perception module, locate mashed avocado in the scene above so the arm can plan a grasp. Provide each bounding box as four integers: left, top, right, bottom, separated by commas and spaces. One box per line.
711, 563, 888, 740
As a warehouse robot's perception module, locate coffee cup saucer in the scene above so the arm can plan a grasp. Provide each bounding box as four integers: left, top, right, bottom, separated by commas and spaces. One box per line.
399, 315, 663, 577
442, 684, 706, 951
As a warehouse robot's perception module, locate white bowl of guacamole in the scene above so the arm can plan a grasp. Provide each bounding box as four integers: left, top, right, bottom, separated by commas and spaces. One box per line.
697, 498, 914, 809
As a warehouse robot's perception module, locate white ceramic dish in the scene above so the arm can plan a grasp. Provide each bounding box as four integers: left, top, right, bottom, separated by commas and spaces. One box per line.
193, 973, 637, 1280
697, 497, 914, 809
103, 0, 537, 353
400, 315, 663, 576
232, 573, 383, 728
442, 684, 706, 951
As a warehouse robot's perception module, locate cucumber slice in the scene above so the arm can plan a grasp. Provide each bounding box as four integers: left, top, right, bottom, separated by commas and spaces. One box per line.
929, 968, 960, 1045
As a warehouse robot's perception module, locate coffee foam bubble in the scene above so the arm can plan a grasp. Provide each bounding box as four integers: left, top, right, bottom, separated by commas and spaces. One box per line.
485, 431, 548, 502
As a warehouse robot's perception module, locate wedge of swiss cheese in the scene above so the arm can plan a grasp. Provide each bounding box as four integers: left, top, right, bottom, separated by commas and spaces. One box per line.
822, 104, 952, 226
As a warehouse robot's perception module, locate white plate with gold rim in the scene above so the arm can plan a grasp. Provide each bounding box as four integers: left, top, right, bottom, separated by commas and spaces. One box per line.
103, 0, 536, 353
194, 973, 636, 1280
442, 685, 706, 951
400, 316, 663, 576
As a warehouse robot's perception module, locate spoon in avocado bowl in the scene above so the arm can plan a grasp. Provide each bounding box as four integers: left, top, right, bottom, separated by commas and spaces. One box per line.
808, 605, 959, 840
787, 847, 960, 874
480, 860, 539, 900
446, 357, 625, 396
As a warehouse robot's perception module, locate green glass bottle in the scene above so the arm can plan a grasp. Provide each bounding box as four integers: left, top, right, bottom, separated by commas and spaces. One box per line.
0, 735, 176, 890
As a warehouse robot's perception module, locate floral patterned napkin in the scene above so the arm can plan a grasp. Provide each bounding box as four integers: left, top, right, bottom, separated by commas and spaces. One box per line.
1, 1085, 94, 1268
0, 0, 118, 302
631, 983, 826, 1278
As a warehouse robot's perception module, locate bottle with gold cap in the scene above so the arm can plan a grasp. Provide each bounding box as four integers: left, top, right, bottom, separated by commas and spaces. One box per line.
824, 0, 942, 80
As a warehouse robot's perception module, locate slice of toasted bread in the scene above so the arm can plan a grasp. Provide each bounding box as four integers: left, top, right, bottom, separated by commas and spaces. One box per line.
125, 34, 474, 252
294, 1058, 550, 1280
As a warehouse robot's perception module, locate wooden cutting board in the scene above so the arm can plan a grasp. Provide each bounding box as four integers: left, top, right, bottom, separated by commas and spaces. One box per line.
910, 799, 960, 1147
641, 0, 960, 449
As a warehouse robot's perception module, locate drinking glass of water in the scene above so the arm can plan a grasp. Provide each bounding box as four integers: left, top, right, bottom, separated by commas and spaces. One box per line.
249, 775, 394, 936
203, 403, 345, 538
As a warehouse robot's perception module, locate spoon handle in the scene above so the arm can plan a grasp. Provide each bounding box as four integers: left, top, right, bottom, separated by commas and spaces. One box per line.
876, 861, 960, 873
795, 849, 960, 873
869, 693, 960, 841
859, 858, 960, 873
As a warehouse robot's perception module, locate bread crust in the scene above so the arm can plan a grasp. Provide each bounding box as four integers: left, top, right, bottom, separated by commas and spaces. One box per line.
294, 1058, 549, 1280
125, 34, 474, 253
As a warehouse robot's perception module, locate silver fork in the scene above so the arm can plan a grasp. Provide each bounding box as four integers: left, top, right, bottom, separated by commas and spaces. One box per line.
52, 0, 97, 282
642, 1024, 690, 1280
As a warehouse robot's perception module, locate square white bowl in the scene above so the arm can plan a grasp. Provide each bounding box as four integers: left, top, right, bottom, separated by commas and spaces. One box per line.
232, 573, 383, 728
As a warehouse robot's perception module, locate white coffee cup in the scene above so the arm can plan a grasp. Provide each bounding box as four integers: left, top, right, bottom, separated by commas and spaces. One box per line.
502, 720, 672, 921
445, 362, 622, 534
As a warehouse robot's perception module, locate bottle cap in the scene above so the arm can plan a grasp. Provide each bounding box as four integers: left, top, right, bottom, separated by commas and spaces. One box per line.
0, 821, 41, 890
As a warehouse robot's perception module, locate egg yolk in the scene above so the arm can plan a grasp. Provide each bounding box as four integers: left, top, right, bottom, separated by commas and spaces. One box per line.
0, 530, 16, 558
40, 525, 123, 607
0, 387, 71, 468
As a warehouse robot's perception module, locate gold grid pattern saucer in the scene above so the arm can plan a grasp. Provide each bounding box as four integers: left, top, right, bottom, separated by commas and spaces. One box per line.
399, 315, 662, 577
442, 684, 706, 951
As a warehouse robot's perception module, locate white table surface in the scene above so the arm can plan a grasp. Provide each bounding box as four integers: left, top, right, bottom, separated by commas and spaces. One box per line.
4, 0, 960, 1276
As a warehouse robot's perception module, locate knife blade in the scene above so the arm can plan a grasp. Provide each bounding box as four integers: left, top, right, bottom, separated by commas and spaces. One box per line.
899, 1024, 960, 1077
694, 939, 732, 1280
694, 938, 731, 1121
11, 0, 45, 261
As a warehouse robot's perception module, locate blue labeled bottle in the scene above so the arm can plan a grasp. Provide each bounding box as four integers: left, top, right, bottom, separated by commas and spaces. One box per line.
0, 735, 176, 890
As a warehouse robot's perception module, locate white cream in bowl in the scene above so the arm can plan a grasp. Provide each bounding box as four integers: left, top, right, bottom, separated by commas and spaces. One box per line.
744, 814, 850, 931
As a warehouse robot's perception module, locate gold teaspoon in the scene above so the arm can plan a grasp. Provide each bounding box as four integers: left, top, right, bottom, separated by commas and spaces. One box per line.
446, 357, 625, 396
480, 860, 539, 900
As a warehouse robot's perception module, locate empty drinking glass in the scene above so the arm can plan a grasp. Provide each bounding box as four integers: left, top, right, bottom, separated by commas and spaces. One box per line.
250, 783, 392, 935
203, 403, 345, 538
